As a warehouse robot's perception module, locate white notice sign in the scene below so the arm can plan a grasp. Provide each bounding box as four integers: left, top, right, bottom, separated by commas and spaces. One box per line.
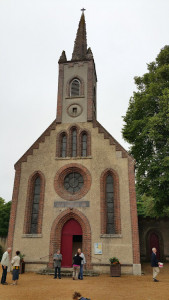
94, 242, 102, 254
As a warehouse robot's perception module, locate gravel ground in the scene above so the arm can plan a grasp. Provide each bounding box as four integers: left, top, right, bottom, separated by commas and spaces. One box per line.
0, 264, 168, 300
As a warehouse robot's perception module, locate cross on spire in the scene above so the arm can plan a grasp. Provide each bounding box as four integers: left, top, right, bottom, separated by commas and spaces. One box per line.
81, 8, 86, 13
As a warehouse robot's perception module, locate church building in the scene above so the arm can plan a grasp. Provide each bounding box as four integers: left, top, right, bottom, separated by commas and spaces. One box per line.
8, 12, 141, 275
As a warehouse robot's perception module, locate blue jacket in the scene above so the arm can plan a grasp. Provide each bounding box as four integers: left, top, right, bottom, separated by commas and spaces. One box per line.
151, 252, 158, 267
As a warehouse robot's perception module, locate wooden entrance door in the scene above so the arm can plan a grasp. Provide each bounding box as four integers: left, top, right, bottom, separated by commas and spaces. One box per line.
149, 232, 160, 260
61, 219, 82, 267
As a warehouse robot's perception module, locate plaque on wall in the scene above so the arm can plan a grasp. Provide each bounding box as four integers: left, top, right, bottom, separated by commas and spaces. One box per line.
54, 200, 89, 208
94, 243, 102, 255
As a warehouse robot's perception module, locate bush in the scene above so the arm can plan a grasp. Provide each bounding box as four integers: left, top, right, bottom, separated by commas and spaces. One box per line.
109, 257, 120, 264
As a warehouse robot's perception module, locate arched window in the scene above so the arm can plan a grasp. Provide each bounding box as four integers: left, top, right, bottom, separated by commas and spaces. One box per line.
70, 79, 80, 97
61, 133, 67, 157
72, 129, 77, 157
81, 133, 87, 157
100, 169, 121, 235
23, 171, 45, 235
30, 176, 41, 234
106, 174, 115, 234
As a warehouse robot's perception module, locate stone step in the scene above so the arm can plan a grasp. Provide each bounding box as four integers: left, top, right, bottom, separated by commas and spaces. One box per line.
37, 268, 99, 277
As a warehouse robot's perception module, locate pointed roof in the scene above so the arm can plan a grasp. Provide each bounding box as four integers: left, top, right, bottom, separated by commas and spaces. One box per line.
58, 50, 67, 63
72, 12, 88, 61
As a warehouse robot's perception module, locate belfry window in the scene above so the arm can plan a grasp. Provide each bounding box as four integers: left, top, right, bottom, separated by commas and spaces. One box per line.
70, 79, 80, 97
61, 133, 67, 157
72, 129, 77, 157
106, 175, 115, 234
30, 177, 41, 234
81, 133, 87, 157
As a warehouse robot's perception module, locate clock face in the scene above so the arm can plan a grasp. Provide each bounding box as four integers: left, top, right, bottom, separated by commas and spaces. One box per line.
64, 172, 84, 194
67, 103, 82, 117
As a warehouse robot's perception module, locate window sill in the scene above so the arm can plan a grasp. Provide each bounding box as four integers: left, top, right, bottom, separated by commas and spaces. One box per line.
100, 234, 122, 238
22, 234, 42, 238
65, 96, 85, 99
55, 156, 92, 160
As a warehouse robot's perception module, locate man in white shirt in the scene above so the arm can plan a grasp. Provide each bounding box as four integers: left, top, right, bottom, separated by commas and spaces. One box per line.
1, 247, 12, 285
77, 248, 86, 280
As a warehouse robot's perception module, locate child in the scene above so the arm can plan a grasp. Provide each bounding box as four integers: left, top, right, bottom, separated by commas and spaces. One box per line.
72, 291, 91, 300
11, 251, 21, 285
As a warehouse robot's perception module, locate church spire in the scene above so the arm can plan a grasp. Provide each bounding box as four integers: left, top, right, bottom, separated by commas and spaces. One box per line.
71, 10, 87, 61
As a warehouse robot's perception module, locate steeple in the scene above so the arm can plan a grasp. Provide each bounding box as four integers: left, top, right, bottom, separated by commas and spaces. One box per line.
56, 10, 97, 124
72, 11, 88, 61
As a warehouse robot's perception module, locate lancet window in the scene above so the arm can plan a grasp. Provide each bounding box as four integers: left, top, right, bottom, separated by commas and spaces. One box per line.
70, 79, 80, 97
30, 176, 41, 234
106, 174, 115, 234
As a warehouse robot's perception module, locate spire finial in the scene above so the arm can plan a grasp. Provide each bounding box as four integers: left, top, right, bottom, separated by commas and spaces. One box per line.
71, 10, 87, 61
81, 8, 86, 13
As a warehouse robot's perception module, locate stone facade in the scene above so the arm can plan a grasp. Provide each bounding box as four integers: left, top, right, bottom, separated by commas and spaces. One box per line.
8, 12, 141, 275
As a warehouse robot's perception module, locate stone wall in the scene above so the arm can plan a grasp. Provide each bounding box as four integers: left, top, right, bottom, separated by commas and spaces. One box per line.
8, 121, 140, 274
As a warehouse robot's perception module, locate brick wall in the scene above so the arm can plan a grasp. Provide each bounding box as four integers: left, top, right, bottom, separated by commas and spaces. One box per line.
7, 167, 21, 252
128, 157, 140, 264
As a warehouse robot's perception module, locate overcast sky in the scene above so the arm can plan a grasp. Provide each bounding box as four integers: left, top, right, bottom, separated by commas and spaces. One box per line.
0, 0, 169, 202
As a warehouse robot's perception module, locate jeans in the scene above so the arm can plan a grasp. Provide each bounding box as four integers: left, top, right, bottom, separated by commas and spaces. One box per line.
78, 264, 83, 280
54, 267, 61, 278
1, 266, 7, 284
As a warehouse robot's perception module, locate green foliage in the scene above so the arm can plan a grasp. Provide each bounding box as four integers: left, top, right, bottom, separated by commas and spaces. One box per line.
19, 252, 25, 262
122, 46, 169, 217
109, 257, 120, 264
137, 194, 159, 218
0, 197, 11, 237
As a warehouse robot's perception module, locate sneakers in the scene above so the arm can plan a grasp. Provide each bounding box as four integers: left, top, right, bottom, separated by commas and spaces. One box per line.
153, 278, 159, 282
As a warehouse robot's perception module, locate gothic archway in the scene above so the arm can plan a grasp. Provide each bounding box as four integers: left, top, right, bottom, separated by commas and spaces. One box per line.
146, 229, 164, 261
49, 208, 91, 268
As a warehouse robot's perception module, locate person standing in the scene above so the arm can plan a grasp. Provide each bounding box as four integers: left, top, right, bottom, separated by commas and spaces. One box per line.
53, 249, 62, 279
72, 251, 83, 280
77, 248, 86, 280
151, 247, 160, 282
1, 247, 12, 285
11, 251, 20, 285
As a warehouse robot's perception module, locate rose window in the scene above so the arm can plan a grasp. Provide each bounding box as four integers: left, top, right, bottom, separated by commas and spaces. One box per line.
64, 172, 84, 194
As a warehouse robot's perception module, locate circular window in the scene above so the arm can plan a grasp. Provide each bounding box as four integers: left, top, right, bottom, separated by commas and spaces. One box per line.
64, 172, 84, 194
54, 164, 91, 201
67, 103, 83, 118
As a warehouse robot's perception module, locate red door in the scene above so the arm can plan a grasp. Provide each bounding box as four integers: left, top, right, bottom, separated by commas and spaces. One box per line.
61, 219, 82, 267
149, 232, 160, 260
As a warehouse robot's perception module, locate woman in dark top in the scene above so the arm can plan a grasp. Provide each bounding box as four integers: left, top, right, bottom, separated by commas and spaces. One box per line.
72, 252, 83, 280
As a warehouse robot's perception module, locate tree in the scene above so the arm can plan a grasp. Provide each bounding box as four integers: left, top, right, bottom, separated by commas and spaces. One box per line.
0, 197, 11, 236
122, 45, 169, 217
